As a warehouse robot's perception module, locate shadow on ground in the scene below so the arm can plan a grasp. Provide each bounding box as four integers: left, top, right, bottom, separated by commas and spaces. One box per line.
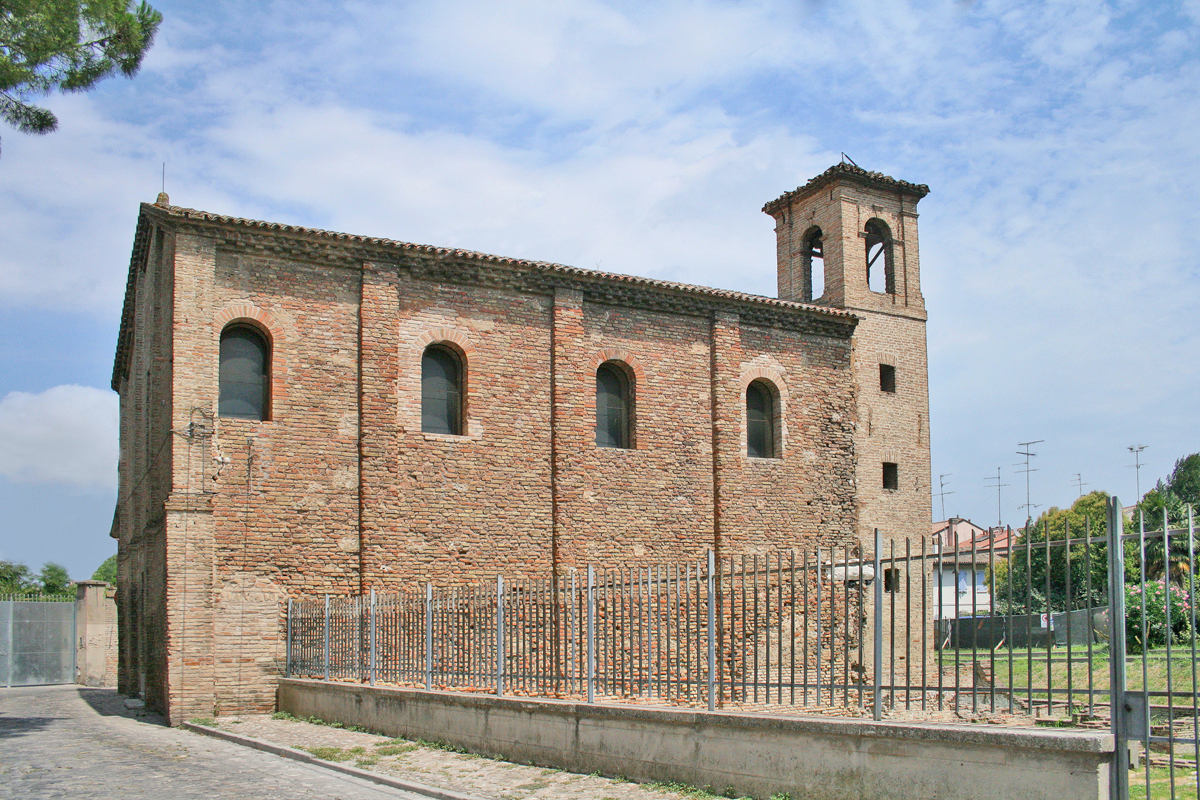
77, 687, 167, 726
0, 714, 62, 739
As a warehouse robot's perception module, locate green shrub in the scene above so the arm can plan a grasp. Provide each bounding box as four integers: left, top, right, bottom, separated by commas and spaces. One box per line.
1126, 580, 1193, 654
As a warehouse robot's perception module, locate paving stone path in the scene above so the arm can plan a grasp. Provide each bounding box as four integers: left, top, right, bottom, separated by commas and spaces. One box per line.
1, 686, 736, 800
0, 685, 428, 800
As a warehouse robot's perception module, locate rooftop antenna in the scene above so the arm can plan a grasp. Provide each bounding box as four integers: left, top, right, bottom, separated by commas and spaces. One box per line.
1015, 440, 1044, 523
984, 467, 1009, 527
1127, 444, 1148, 501
841, 152, 858, 167
1073, 473, 1089, 498
162, 162, 165, 194
934, 473, 954, 521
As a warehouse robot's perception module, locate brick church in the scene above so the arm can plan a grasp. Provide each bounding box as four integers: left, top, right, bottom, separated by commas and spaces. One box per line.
110, 162, 932, 721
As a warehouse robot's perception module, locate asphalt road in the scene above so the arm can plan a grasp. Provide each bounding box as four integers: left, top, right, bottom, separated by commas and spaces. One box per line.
0, 684, 428, 799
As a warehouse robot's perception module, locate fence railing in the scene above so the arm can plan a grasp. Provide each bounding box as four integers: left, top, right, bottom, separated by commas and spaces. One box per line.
286, 529, 1118, 719
285, 506, 1200, 799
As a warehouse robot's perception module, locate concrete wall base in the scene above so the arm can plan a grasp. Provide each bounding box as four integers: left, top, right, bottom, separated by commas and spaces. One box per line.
278, 679, 1112, 800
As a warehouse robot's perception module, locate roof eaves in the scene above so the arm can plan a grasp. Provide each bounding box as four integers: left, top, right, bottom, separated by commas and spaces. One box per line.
152, 204, 859, 324
763, 163, 930, 216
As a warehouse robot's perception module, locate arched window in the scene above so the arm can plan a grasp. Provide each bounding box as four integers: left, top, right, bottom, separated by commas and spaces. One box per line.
803, 227, 824, 302
219, 324, 270, 421
595, 362, 632, 449
865, 219, 894, 295
746, 380, 777, 459
422, 345, 463, 435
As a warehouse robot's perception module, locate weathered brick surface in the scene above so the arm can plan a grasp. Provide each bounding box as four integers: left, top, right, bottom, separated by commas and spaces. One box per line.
112, 164, 931, 723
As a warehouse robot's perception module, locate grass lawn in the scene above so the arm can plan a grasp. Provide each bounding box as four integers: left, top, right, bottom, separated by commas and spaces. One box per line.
950, 645, 1200, 701
1130, 766, 1200, 800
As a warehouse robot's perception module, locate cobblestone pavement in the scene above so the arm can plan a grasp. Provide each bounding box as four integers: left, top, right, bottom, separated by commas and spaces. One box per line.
0, 685, 432, 800
200, 712, 736, 800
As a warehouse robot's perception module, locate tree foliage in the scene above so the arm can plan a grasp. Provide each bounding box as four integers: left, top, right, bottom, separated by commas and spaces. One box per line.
0, 0, 161, 150
92, 553, 117, 584
0, 559, 71, 595
0, 559, 32, 594
1133, 452, 1200, 531
992, 491, 1129, 613
37, 562, 70, 594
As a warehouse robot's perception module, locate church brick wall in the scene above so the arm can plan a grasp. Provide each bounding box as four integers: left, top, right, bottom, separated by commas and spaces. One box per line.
113, 164, 932, 722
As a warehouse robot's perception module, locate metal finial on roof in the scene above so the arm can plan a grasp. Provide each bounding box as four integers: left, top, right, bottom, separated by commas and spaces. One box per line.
840, 152, 859, 167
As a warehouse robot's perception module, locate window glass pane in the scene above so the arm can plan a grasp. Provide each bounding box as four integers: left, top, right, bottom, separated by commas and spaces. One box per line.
219, 327, 268, 420
422, 347, 461, 434
747, 382, 773, 458
596, 365, 628, 448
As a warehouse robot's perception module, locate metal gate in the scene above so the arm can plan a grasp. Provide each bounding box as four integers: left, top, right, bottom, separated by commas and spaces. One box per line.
0, 595, 76, 687
1108, 501, 1200, 800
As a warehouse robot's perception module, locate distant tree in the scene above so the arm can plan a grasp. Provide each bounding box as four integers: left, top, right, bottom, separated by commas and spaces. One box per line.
92, 553, 117, 584
1165, 453, 1200, 511
0, 0, 162, 153
0, 560, 33, 594
37, 562, 71, 595
992, 491, 1130, 612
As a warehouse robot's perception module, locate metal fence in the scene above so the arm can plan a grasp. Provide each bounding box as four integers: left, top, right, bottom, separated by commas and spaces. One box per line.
286, 506, 1200, 800
1, 594, 76, 687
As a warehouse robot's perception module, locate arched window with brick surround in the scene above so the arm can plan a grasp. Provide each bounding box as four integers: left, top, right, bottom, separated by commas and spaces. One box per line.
422, 344, 464, 435
219, 324, 271, 421
595, 361, 633, 449
865, 218, 895, 295
803, 226, 824, 302
746, 379, 779, 459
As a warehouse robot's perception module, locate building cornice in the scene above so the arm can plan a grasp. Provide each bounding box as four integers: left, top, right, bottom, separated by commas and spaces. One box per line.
763, 163, 930, 217
114, 203, 860, 387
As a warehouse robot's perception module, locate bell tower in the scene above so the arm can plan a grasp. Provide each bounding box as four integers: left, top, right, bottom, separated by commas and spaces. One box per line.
764, 163, 933, 542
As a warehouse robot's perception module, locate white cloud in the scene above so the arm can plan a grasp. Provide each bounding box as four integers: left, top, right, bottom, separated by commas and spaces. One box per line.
0, 385, 119, 490
1, 0, 1198, 532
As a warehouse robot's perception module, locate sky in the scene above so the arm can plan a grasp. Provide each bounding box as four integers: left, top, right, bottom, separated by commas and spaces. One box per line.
1, 0, 1198, 579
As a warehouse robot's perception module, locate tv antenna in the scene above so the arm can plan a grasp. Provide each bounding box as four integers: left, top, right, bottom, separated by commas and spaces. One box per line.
933, 473, 954, 521
1127, 445, 1148, 501
984, 467, 1009, 527
1015, 440, 1043, 523
1073, 473, 1088, 498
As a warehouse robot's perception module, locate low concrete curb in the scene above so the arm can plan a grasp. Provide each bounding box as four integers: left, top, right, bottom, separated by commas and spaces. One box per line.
181, 722, 492, 800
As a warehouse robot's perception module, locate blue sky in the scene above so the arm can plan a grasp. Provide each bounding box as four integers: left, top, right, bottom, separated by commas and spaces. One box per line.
2, 0, 1198, 579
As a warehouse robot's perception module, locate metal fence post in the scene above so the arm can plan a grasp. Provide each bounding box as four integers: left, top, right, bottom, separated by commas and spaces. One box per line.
323, 594, 330, 681
707, 550, 716, 712
496, 575, 505, 697
4, 598, 12, 688
369, 588, 376, 687
873, 528, 883, 721
285, 598, 293, 678
587, 565, 595, 704
1107, 496, 1128, 800
425, 583, 433, 691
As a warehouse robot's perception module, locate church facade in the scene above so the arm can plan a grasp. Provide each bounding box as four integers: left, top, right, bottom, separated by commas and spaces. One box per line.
110, 163, 931, 722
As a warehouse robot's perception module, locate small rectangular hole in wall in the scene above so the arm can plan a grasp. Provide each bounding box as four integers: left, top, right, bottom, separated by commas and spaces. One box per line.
883, 568, 902, 593
882, 462, 899, 490
879, 363, 896, 393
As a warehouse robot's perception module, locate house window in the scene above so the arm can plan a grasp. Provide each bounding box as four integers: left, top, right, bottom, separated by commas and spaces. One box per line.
219, 324, 270, 421
595, 362, 634, 449
879, 363, 896, 393
882, 462, 899, 490
746, 380, 777, 459
422, 345, 463, 435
